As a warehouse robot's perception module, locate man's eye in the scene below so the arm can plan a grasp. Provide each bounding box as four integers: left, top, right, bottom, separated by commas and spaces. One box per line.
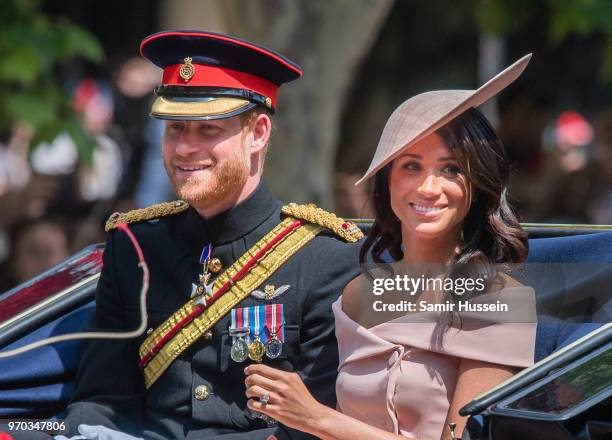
168, 123, 184, 131
200, 124, 222, 134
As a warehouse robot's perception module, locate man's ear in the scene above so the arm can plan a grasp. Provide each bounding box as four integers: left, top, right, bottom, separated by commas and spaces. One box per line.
249, 113, 272, 153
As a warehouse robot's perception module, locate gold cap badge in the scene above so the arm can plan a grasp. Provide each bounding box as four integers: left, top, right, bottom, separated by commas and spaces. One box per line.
179, 56, 195, 82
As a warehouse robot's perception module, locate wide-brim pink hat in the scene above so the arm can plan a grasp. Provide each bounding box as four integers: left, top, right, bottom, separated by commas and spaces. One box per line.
356, 54, 532, 185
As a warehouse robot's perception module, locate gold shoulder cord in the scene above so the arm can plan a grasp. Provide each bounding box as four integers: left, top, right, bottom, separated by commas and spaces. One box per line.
105, 200, 189, 232
281, 203, 364, 242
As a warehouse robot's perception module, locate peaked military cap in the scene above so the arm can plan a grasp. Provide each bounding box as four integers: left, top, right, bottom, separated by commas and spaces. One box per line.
140, 30, 302, 120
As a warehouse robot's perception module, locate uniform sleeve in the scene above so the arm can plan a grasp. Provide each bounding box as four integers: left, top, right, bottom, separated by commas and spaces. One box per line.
280, 238, 360, 439
297, 239, 360, 402
64, 232, 147, 436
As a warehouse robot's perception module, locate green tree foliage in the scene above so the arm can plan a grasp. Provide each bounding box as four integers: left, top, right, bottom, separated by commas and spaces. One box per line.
476, 0, 612, 80
0, 0, 104, 162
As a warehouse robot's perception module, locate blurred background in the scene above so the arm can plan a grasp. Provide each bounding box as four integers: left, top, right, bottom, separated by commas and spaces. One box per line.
2, 0, 612, 290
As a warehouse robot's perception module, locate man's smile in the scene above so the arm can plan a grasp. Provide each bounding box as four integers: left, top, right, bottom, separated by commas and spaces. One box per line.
175, 163, 214, 178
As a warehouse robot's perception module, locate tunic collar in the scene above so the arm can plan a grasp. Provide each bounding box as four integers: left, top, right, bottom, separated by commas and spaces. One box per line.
185, 179, 280, 245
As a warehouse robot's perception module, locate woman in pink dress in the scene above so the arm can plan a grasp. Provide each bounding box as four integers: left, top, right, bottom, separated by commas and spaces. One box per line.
244, 54, 537, 440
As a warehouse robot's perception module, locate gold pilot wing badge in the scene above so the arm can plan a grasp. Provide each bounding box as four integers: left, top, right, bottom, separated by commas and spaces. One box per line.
179, 56, 195, 82
251, 284, 291, 301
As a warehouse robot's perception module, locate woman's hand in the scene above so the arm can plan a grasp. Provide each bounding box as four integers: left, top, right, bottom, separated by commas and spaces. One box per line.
245, 364, 406, 440
244, 364, 331, 435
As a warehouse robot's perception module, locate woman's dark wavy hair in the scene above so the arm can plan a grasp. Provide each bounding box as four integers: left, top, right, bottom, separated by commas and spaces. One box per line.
360, 107, 528, 274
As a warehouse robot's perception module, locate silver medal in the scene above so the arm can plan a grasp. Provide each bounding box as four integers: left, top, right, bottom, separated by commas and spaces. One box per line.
229, 327, 250, 363
230, 336, 249, 363
265, 333, 283, 359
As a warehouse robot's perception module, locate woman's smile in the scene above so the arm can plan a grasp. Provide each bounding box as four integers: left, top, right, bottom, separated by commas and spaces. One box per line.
409, 202, 449, 218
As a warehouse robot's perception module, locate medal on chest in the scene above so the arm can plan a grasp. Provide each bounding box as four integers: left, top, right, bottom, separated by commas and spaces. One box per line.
248, 335, 265, 362
229, 326, 250, 363
229, 304, 285, 363
264, 303, 284, 359
190, 243, 222, 305
248, 305, 265, 361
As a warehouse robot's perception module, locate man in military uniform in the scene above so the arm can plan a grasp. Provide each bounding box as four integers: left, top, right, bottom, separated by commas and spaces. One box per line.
63, 30, 362, 439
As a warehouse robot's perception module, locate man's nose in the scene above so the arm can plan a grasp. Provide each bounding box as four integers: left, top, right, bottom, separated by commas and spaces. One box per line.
174, 128, 201, 156
417, 174, 442, 197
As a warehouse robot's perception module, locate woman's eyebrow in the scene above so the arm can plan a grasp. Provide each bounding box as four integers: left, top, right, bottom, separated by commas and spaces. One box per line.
398, 154, 456, 161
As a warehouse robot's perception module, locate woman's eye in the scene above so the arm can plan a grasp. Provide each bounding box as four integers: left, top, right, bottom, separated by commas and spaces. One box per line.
442, 164, 460, 175
402, 162, 420, 171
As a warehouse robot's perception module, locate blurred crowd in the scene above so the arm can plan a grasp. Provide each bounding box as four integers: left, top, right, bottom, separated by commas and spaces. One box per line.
510, 110, 612, 224
0, 57, 174, 292
2, 59, 612, 292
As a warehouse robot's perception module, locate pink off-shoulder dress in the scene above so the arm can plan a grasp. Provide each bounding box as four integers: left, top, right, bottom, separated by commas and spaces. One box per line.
333, 288, 536, 440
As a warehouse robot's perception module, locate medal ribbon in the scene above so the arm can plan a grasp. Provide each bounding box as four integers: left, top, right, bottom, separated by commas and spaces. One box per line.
233, 305, 281, 344
231, 308, 242, 331
199, 242, 212, 266
264, 303, 284, 342
251, 306, 260, 343
259, 306, 267, 343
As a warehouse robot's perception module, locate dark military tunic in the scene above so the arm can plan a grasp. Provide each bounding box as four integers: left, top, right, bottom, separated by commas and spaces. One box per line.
65, 181, 361, 439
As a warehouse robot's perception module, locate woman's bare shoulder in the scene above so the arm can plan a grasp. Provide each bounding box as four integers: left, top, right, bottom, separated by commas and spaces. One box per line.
341, 274, 364, 322
493, 272, 525, 290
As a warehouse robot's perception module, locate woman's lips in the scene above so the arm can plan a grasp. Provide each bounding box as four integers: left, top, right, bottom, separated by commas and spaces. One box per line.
409, 202, 448, 218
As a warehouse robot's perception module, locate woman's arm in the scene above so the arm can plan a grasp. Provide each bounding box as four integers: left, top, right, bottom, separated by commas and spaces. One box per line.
441, 359, 516, 439
245, 364, 413, 440
246, 360, 519, 440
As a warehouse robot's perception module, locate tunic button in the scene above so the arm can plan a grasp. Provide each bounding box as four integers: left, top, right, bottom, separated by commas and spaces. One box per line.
194, 384, 210, 400
203, 330, 213, 340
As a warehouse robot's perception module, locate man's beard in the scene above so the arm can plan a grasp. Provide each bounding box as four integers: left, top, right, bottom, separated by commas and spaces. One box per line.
165, 146, 251, 211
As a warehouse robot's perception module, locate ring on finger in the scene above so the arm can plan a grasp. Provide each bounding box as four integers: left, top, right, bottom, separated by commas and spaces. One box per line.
260, 391, 271, 405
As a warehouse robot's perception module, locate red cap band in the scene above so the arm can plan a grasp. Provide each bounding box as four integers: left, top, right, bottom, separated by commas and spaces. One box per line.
162, 64, 278, 108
